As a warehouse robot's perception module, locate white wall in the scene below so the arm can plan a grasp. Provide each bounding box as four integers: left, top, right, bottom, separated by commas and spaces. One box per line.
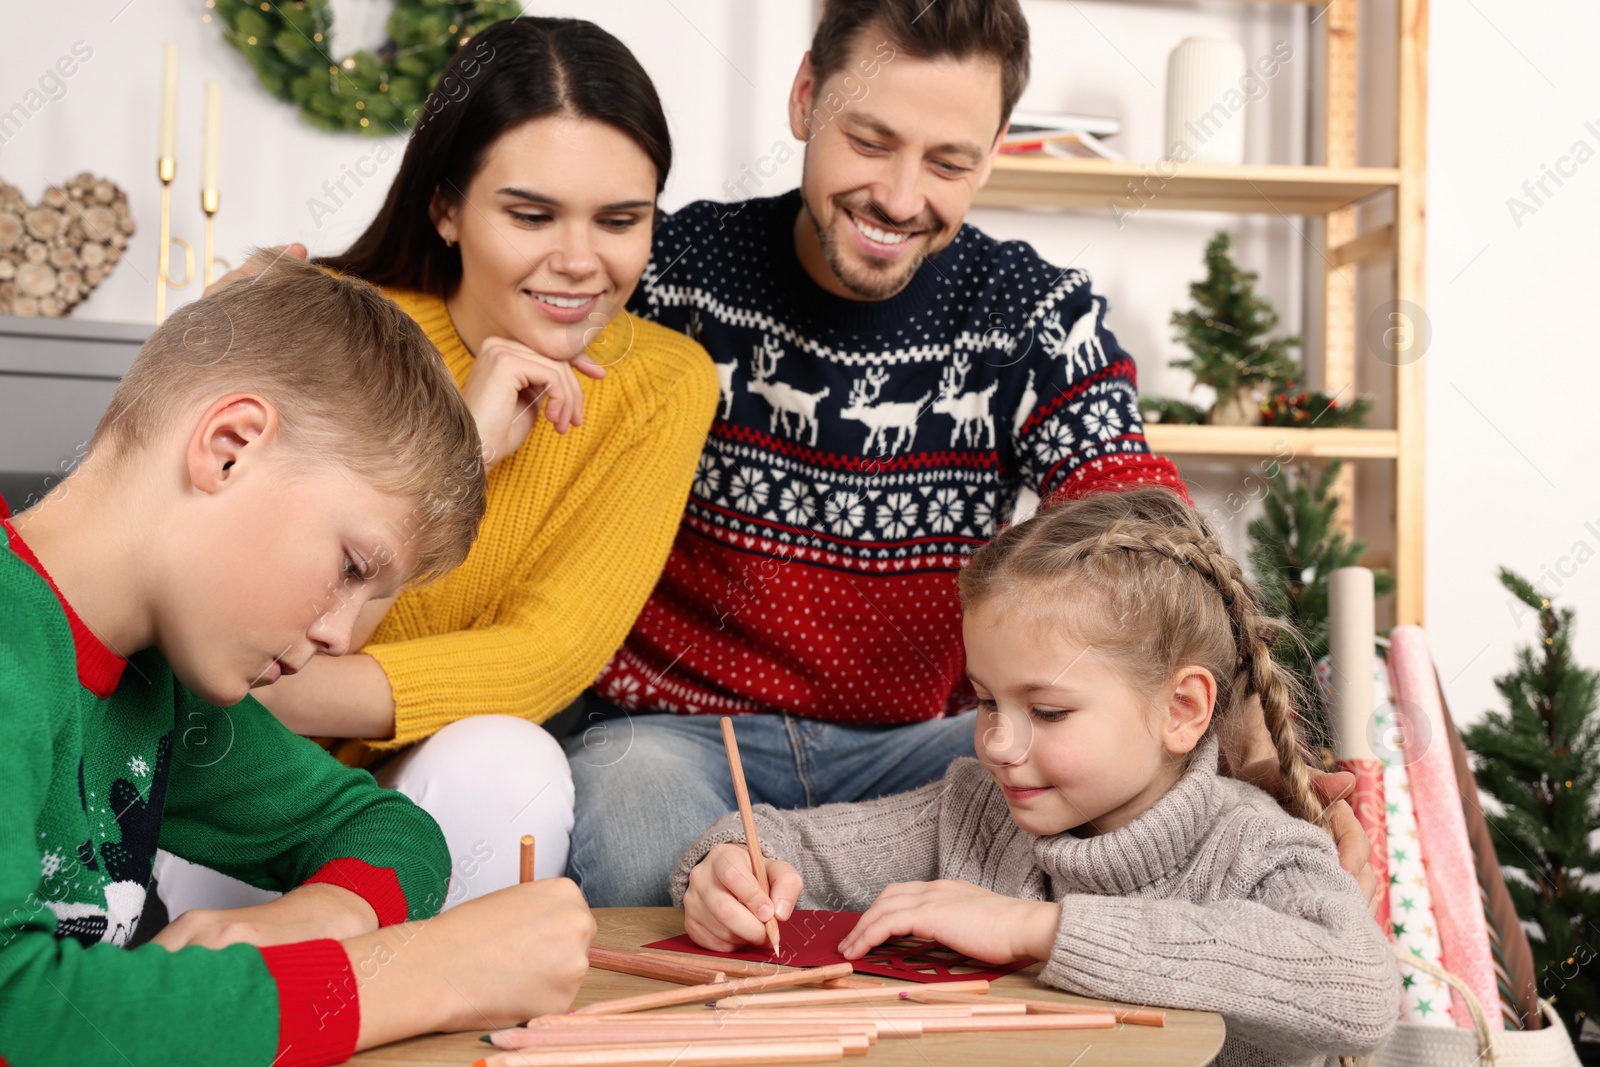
0, 0, 812, 319
2, 0, 1594, 729
1423, 1, 1600, 726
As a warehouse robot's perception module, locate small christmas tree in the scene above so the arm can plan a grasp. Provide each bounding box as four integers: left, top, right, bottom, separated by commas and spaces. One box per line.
1464, 570, 1600, 1038
1170, 231, 1301, 424
1246, 459, 1394, 753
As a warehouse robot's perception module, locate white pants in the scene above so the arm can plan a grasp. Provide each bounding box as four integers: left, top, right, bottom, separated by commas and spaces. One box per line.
154, 715, 576, 918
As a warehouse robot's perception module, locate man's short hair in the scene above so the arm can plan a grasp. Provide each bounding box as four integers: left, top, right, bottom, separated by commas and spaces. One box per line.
810, 0, 1031, 130
94, 252, 486, 585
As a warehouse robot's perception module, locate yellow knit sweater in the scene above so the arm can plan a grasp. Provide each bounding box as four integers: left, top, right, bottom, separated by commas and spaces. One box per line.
350, 288, 718, 754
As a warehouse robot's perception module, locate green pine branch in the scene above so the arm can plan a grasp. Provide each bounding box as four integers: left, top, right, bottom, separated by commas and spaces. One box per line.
1464, 570, 1600, 1036
1245, 460, 1394, 753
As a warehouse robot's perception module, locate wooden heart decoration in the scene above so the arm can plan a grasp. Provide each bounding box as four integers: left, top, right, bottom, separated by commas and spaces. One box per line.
0, 173, 135, 317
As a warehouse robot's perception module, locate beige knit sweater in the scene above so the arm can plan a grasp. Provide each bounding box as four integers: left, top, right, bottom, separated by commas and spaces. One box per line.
670, 736, 1399, 1066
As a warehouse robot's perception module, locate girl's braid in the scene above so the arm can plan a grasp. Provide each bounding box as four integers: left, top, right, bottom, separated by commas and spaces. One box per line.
1082, 516, 1330, 832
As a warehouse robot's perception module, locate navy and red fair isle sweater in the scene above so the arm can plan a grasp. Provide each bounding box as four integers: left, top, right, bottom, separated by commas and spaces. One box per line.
0, 499, 451, 1067
593, 190, 1188, 724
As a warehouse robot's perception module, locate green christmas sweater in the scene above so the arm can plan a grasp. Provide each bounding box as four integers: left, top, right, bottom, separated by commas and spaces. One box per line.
0, 506, 451, 1067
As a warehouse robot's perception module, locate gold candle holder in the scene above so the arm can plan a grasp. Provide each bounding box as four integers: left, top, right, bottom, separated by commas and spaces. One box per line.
155, 156, 194, 325
201, 188, 229, 287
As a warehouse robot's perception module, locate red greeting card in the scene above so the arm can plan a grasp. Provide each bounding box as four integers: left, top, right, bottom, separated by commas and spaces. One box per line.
643, 909, 1033, 983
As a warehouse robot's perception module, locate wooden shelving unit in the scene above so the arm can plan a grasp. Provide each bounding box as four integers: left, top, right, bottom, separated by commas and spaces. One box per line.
977, 0, 1428, 625
1146, 425, 1399, 460
977, 158, 1400, 216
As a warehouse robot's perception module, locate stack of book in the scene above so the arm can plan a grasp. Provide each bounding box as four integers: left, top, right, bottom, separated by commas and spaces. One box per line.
1001, 109, 1122, 160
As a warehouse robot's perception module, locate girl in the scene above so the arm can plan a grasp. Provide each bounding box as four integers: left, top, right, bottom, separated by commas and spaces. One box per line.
158, 17, 719, 915
677, 487, 1399, 1067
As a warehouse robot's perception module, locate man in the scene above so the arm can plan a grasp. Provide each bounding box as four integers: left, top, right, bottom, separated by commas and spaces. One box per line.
569, 0, 1374, 913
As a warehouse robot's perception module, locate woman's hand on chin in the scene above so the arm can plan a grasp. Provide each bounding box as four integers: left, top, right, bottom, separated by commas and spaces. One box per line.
465, 335, 609, 467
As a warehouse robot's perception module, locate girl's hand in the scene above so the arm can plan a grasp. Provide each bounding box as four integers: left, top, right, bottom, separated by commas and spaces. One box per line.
463, 335, 608, 466
838, 880, 1061, 965
683, 842, 803, 952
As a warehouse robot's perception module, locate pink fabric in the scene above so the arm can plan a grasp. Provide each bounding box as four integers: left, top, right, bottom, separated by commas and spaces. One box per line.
1388, 626, 1502, 1030
1336, 756, 1390, 933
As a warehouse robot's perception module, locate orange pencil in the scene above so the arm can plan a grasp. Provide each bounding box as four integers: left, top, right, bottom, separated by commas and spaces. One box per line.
587, 946, 727, 986
520, 835, 536, 883
475, 1037, 848, 1067
719, 716, 780, 956
904, 988, 1166, 1027
639, 951, 882, 988
711, 979, 990, 1008
916, 1013, 1118, 1033
567, 962, 854, 1016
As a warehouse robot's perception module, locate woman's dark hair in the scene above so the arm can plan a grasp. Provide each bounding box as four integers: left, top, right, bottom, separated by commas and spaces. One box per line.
319, 17, 671, 296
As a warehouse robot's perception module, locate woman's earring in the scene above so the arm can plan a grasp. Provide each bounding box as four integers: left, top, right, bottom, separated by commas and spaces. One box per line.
444, 233, 456, 248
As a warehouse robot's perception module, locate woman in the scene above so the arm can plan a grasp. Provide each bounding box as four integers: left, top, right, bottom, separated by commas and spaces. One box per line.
155, 17, 719, 914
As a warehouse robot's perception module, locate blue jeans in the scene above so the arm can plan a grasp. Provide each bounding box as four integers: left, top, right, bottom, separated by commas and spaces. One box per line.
562, 701, 977, 906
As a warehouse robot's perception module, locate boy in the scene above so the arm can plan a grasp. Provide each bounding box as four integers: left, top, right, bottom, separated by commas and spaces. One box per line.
0, 255, 593, 1067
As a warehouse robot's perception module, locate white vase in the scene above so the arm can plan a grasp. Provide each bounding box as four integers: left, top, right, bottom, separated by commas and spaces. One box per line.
1164, 36, 1247, 165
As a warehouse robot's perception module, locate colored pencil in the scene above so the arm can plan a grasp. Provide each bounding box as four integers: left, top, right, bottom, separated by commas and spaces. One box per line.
587, 946, 727, 986
710, 979, 989, 1008
476, 1037, 847, 1066
638, 951, 882, 988
904, 988, 1166, 1026
916, 1013, 1117, 1033
521, 1012, 926, 1038
491, 1022, 876, 1050
705, 1006, 988, 1020
520, 835, 535, 883
567, 962, 854, 1016
720, 716, 781, 956
707, 1003, 1024, 1020
489, 1026, 874, 1052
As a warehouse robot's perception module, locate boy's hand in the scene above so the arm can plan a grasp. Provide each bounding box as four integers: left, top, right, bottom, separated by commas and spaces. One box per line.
465, 336, 607, 466
152, 882, 378, 950
838, 880, 1060, 965
202, 242, 308, 296
683, 842, 802, 952
353, 878, 595, 1044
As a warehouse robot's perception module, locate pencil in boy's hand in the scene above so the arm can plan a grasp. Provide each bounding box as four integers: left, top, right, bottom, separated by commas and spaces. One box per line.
719, 716, 781, 957
520, 835, 536, 884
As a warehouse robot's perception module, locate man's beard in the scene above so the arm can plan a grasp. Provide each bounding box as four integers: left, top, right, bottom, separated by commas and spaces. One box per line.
805, 190, 942, 300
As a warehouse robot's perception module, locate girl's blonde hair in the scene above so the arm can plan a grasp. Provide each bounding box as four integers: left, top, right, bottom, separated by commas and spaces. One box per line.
958, 486, 1328, 831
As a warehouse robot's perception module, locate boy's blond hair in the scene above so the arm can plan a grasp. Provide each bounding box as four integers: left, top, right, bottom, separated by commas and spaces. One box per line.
94, 252, 486, 584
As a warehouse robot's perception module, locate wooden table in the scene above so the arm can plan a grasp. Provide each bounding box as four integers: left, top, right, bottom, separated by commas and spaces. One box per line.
350, 908, 1225, 1067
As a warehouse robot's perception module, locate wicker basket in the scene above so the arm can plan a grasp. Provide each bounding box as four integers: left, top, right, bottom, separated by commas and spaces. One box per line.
1367, 944, 1581, 1067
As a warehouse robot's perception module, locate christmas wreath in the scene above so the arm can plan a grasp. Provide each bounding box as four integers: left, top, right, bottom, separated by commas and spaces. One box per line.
212, 0, 514, 135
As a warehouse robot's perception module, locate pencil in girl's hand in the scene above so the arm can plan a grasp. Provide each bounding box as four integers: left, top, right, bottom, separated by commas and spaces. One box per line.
719, 716, 781, 957
520, 835, 536, 884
